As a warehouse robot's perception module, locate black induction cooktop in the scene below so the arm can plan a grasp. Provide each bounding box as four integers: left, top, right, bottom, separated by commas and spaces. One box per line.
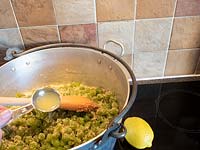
114, 79, 200, 150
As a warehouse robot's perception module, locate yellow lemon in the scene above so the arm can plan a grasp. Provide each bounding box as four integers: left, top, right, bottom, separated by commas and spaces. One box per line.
124, 117, 154, 149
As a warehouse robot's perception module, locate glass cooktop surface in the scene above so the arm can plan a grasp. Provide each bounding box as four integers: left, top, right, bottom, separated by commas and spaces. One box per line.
114, 80, 200, 150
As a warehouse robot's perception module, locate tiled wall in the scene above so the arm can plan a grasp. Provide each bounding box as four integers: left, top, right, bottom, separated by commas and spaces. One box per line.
0, 0, 200, 78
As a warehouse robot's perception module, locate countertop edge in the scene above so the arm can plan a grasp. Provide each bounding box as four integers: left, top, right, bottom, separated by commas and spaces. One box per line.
129, 74, 200, 85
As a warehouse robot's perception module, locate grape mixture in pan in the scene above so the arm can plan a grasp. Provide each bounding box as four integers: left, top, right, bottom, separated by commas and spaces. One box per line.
0, 82, 119, 150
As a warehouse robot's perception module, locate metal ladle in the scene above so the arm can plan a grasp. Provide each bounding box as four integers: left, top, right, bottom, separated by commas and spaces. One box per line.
0, 87, 61, 128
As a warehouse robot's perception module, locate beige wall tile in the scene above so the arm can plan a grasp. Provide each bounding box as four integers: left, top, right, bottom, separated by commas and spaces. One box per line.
59, 24, 97, 47
20, 26, 59, 49
134, 18, 172, 51
119, 54, 133, 79
98, 21, 134, 66
175, 0, 200, 17
137, 0, 176, 19
170, 16, 200, 50
165, 49, 200, 76
0, 0, 17, 28
133, 51, 167, 78
98, 21, 134, 54
96, 0, 134, 22
0, 28, 24, 49
53, 0, 96, 25
122, 54, 133, 68
11, 0, 56, 27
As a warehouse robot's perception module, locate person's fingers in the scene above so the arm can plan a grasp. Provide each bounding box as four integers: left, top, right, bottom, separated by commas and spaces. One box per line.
0, 110, 12, 128
0, 106, 10, 141
0, 106, 7, 112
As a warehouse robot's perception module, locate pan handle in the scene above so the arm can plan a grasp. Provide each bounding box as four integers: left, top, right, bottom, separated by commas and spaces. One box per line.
4, 47, 23, 61
90, 122, 126, 150
103, 40, 125, 57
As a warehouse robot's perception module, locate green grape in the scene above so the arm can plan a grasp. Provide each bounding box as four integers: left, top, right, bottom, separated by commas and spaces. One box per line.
38, 133, 45, 141
61, 133, 70, 142
46, 134, 53, 142
51, 139, 60, 147
29, 141, 38, 149
1, 82, 119, 149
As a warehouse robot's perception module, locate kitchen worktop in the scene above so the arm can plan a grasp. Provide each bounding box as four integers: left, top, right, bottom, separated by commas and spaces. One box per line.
115, 75, 200, 150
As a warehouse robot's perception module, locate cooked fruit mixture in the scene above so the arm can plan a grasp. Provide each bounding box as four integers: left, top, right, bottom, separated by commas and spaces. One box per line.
0, 82, 119, 150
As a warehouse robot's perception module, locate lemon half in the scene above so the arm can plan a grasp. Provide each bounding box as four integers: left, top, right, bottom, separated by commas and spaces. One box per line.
124, 117, 154, 149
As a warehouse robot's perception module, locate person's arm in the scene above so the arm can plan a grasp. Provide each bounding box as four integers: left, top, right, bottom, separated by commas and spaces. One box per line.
0, 106, 12, 141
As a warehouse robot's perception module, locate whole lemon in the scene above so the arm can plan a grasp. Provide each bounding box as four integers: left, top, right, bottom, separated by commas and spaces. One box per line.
124, 117, 154, 149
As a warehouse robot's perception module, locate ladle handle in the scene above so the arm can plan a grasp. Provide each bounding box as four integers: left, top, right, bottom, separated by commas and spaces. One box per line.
0, 97, 31, 105
11, 103, 33, 120
0, 104, 33, 128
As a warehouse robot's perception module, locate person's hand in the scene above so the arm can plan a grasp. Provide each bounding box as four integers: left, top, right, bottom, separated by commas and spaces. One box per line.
0, 106, 12, 141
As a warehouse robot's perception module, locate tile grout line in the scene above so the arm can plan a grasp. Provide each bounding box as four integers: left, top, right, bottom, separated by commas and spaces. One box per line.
96, 15, 199, 24
19, 25, 58, 29
134, 15, 199, 22
174, 15, 200, 19
132, 0, 137, 70
135, 16, 173, 22
54, 22, 98, 26
93, 0, 97, 24
0, 27, 20, 31
162, 0, 178, 77
94, 0, 99, 47
51, 0, 61, 43
169, 47, 200, 51
96, 23, 100, 48
8, 0, 25, 50
131, 48, 199, 54
194, 55, 200, 74
56, 25, 61, 43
